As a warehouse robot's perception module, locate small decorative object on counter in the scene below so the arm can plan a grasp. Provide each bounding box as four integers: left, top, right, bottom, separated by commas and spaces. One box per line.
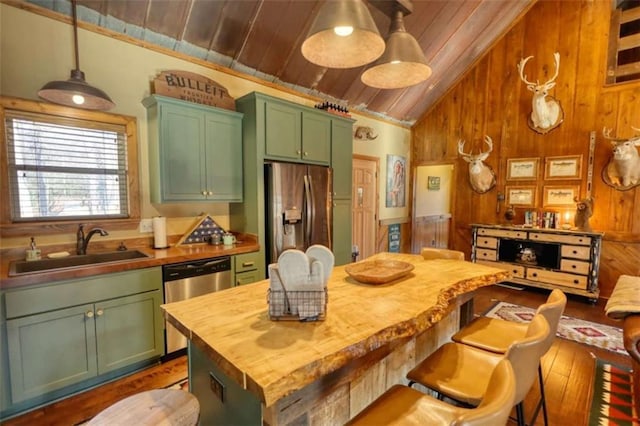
222, 232, 236, 246
177, 213, 226, 245
25, 237, 41, 261
267, 245, 333, 321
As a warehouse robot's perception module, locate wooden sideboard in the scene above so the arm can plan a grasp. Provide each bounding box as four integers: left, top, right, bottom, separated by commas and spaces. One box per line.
471, 224, 603, 301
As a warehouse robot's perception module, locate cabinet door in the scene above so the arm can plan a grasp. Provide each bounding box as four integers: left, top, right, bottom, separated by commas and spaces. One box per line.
7, 304, 97, 403
95, 291, 163, 374
205, 112, 243, 201
264, 101, 301, 161
333, 198, 353, 266
331, 119, 354, 199
302, 111, 331, 164
159, 103, 207, 201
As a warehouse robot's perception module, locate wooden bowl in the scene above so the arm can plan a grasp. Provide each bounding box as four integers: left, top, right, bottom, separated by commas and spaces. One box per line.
344, 260, 414, 284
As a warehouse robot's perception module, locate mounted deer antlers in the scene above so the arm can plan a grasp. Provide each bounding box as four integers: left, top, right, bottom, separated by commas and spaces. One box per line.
458, 135, 496, 194
602, 126, 640, 189
518, 52, 564, 134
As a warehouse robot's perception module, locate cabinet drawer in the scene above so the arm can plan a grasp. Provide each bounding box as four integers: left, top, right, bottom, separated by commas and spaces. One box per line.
529, 232, 591, 246
475, 248, 497, 261
560, 259, 590, 275
476, 228, 527, 239
561, 245, 591, 260
476, 236, 498, 249
235, 270, 262, 286
477, 261, 525, 278
235, 252, 260, 273
526, 268, 587, 290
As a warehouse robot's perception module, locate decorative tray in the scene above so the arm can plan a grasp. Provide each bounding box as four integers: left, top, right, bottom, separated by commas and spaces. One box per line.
344, 260, 414, 284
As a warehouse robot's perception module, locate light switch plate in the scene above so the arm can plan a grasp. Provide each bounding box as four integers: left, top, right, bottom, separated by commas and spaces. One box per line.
139, 219, 153, 233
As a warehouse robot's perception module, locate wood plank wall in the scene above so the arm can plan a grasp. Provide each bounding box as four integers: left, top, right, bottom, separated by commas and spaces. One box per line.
411, 0, 640, 299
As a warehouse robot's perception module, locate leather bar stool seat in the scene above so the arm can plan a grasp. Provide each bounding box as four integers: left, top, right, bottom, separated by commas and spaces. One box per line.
407, 314, 550, 426
421, 247, 465, 260
451, 289, 566, 425
87, 389, 199, 426
346, 359, 516, 426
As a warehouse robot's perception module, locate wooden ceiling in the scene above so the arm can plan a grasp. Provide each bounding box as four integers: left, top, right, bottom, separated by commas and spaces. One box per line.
27, 0, 535, 126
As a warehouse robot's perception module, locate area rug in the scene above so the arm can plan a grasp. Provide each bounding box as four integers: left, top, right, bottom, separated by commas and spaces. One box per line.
588, 359, 639, 425
485, 302, 627, 355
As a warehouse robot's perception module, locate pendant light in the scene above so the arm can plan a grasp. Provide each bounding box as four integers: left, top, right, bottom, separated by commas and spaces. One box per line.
301, 0, 385, 69
38, 0, 115, 111
361, 9, 431, 89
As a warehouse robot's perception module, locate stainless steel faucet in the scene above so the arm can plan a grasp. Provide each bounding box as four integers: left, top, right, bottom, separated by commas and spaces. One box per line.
77, 224, 109, 255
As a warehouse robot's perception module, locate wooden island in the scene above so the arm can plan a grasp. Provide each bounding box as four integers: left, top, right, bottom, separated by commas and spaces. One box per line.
161, 252, 510, 425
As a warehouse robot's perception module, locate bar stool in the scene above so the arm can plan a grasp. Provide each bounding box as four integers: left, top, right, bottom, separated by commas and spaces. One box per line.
87, 389, 199, 426
346, 359, 516, 426
421, 247, 465, 260
407, 314, 549, 426
451, 289, 567, 425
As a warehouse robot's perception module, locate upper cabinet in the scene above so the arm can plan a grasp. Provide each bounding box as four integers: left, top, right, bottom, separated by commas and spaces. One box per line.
264, 99, 331, 165
143, 95, 243, 203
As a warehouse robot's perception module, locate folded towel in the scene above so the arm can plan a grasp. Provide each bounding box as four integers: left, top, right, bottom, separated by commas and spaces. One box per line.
605, 275, 640, 320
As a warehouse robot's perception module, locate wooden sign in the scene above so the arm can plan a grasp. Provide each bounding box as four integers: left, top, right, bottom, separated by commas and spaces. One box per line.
153, 70, 235, 111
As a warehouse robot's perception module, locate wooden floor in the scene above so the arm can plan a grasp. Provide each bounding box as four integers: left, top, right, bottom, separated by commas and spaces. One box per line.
1, 285, 630, 426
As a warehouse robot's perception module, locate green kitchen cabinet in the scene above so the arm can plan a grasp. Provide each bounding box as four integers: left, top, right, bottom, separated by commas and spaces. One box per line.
331, 119, 354, 200
234, 252, 261, 286
264, 98, 331, 165
2, 268, 163, 408
143, 95, 244, 203
332, 198, 353, 266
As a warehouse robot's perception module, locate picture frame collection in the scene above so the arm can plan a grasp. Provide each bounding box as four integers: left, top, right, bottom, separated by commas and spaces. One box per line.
505, 155, 582, 228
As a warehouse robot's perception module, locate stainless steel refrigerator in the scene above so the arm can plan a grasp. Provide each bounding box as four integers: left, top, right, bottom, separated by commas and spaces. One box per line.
265, 161, 332, 264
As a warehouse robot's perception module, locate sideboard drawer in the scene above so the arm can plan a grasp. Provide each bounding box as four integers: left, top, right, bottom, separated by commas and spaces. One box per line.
476, 236, 498, 249
560, 259, 590, 275
477, 228, 527, 239
526, 268, 588, 290
561, 245, 591, 260
529, 232, 591, 246
475, 248, 497, 261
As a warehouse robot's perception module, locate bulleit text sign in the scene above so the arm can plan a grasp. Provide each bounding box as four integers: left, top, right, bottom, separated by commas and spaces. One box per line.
153, 70, 235, 111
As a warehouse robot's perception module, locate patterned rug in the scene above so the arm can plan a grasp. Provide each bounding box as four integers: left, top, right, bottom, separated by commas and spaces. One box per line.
485, 302, 627, 355
588, 359, 639, 425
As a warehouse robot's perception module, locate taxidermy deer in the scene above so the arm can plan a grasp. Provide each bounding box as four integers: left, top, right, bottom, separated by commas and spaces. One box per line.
458, 136, 496, 194
602, 126, 640, 188
517, 52, 564, 133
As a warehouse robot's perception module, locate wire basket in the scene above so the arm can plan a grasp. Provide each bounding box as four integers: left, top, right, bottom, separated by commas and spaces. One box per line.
267, 288, 327, 321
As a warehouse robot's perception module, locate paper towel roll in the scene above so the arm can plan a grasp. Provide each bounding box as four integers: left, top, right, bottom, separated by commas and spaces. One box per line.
152, 216, 168, 249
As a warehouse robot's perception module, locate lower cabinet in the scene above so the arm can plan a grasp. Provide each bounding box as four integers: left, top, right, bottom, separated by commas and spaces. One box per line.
333, 198, 353, 266
2, 268, 164, 411
234, 252, 262, 286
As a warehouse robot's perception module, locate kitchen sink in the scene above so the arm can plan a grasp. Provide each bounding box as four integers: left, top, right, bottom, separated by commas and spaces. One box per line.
9, 250, 152, 276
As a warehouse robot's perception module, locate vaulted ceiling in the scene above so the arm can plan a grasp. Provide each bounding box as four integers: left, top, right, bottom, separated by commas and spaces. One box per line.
23, 0, 535, 126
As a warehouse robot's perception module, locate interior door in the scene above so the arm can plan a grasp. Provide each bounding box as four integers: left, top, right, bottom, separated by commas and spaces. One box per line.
352, 156, 378, 261
412, 164, 454, 253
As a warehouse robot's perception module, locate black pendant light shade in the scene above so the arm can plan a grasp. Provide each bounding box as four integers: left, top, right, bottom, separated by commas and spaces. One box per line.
38, 0, 115, 111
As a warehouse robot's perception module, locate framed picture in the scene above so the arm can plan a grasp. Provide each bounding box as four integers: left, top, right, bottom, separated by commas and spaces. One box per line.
544, 155, 582, 180
386, 155, 406, 207
505, 186, 537, 207
506, 157, 539, 180
427, 176, 440, 190
543, 185, 580, 207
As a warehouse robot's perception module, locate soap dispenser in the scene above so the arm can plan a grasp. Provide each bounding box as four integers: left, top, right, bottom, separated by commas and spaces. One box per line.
26, 237, 42, 261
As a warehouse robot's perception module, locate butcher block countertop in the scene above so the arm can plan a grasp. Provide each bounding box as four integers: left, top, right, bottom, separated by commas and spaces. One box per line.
0, 234, 259, 289
162, 252, 511, 407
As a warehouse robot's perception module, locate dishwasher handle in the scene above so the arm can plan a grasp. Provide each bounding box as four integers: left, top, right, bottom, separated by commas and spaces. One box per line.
163, 256, 231, 280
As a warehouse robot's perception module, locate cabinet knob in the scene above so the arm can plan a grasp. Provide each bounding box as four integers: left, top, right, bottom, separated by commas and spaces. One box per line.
86, 311, 94, 318
242, 261, 255, 267
532, 273, 538, 277
201, 191, 207, 196
573, 279, 579, 284
96, 309, 104, 316
571, 265, 576, 269
207, 191, 213, 196
572, 250, 578, 254
303, 151, 308, 156
297, 150, 301, 155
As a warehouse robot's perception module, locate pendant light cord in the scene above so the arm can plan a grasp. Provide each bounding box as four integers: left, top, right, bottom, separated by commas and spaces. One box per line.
72, 0, 80, 72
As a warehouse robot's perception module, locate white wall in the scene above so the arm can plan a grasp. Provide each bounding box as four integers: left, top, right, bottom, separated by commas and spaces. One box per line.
0, 3, 411, 248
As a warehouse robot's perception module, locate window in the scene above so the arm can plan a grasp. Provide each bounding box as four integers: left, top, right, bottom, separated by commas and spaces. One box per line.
1, 97, 140, 236
607, 0, 640, 84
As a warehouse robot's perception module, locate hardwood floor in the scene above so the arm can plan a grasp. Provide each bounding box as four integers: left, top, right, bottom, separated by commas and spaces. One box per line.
1, 285, 630, 425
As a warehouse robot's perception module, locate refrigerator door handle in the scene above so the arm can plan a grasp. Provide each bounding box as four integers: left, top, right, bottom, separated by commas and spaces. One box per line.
304, 174, 313, 246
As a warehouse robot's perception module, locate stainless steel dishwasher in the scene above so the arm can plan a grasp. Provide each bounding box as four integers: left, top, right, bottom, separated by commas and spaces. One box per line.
163, 256, 232, 355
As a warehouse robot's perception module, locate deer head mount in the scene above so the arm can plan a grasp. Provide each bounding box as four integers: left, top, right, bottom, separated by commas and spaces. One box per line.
458, 136, 497, 194
602, 126, 640, 190
518, 52, 564, 134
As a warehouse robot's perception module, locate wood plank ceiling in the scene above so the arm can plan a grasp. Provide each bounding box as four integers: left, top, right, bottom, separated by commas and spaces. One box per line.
30, 0, 535, 126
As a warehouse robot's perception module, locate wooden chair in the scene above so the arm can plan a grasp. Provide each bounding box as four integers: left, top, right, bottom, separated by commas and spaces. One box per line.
451, 289, 567, 425
421, 247, 465, 260
87, 389, 199, 426
407, 314, 550, 426
346, 359, 516, 426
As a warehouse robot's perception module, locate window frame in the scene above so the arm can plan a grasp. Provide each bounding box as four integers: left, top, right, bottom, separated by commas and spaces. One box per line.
606, 1, 640, 84
1, 96, 140, 237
